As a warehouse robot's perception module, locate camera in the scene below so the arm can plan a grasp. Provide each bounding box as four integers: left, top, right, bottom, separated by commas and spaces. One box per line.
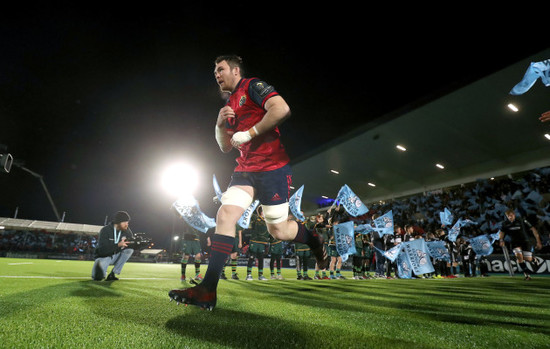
125, 232, 152, 248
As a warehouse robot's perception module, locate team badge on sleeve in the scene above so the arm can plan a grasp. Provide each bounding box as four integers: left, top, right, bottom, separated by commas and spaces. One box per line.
251, 80, 275, 98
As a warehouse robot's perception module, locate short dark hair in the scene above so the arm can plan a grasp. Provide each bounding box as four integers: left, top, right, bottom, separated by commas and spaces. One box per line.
215, 55, 244, 75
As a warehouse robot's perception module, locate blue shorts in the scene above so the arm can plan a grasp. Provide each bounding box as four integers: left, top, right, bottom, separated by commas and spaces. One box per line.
228, 164, 292, 206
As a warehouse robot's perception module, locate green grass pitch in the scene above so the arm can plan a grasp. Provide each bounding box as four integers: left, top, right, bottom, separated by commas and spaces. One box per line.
1, 257, 549, 348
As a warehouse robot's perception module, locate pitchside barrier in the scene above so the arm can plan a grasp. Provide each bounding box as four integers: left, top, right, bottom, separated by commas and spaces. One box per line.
3, 252, 549, 275
482, 254, 550, 274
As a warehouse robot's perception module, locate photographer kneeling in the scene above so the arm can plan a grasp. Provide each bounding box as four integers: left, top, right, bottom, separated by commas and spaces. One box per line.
92, 211, 134, 281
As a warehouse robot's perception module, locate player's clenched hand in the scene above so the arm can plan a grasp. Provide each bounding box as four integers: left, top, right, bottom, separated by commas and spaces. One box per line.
231, 131, 252, 148
540, 110, 550, 122
217, 106, 235, 127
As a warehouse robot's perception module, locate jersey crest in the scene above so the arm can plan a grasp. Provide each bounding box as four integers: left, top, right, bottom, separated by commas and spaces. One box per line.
239, 95, 246, 107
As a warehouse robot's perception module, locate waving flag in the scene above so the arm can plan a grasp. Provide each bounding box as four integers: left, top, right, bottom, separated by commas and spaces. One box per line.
396, 253, 412, 279
237, 200, 260, 229
333, 221, 357, 263
335, 184, 369, 217
213, 174, 223, 202
374, 243, 402, 263
402, 238, 434, 275
439, 207, 453, 226
214, 174, 262, 229
172, 196, 216, 233
447, 218, 478, 242
447, 220, 462, 242
289, 185, 305, 222
510, 59, 550, 95
373, 210, 394, 235
469, 234, 497, 256
526, 190, 543, 204
426, 240, 450, 262
355, 223, 374, 235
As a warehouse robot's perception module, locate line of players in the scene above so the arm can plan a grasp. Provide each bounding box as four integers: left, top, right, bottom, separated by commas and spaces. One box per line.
179, 207, 373, 282
179, 205, 542, 282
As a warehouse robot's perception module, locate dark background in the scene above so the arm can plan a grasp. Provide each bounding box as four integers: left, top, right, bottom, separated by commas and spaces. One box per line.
0, 6, 545, 248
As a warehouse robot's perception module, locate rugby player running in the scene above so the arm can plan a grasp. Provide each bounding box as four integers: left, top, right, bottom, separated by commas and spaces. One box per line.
169, 55, 329, 310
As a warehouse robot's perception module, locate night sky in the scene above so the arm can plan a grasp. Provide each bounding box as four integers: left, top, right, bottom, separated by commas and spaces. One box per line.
0, 6, 545, 247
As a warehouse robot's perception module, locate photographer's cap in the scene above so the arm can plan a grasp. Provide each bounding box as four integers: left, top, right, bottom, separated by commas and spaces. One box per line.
113, 211, 131, 224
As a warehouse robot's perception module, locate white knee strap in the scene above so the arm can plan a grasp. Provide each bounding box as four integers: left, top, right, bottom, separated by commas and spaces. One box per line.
262, 203, 289, 224
221, 186, 253, 210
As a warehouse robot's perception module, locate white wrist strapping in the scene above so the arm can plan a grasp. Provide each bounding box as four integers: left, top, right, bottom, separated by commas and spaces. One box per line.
215, 126, 231, 148
231, 130, 253, 145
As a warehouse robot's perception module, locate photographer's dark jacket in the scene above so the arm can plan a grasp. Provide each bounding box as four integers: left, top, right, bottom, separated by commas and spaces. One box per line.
94, 223, 133, 258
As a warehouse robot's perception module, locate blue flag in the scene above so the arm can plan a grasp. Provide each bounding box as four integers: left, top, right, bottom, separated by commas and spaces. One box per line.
526, 190, 543, 204
237, 200, 260, 229
447, 218, 478, 242
402, 238, 434, 275
396, 252, 412, 279
375, 243, 402, 263
426, 240, 450, 262
373, 210, 394, 235
172, 196, 216, 233
214, 174, 261, 229
333, 221, 357, 263
439, 207, 453, 226
468, 234, 496, 256
289, 185, 305, 222
510, 59, 550, 95
213, 174, 223, 202
335, 184, 369, 217
355, 223, 374, 235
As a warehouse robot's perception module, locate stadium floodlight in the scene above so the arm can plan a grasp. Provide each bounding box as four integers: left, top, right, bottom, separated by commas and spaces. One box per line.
0, 153, 13, 173
0, 144, 13, 173
507, 103, 519, 112
161, 162, 199, 199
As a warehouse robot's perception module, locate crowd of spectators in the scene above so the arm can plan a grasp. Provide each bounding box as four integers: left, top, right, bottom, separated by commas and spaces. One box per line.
362, 166, 550, 249
0, 229, 97, 257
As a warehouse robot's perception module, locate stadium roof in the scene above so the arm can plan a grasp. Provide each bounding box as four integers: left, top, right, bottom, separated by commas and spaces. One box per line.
292, 48, 550, 215
0, 217, 102, 235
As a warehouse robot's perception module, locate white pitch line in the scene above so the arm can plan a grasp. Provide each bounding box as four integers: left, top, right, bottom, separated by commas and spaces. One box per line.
7, 262, 34, 265
0, 275, 174, 280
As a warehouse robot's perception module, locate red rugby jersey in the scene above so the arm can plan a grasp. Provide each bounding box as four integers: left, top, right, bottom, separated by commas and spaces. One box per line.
225, 78, 290, 172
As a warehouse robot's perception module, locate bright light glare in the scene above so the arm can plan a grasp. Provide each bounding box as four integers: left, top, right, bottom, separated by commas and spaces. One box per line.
507, 103, 519, 112
368, 182, 376, 187
330, 169, 339, 174
436, 163, 445, 169
396, 145, 407, 151
161, 162, 199, 198
545, 133, 550, 140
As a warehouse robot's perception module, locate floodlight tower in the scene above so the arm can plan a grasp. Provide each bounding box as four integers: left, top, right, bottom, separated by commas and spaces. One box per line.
14, 161, 61, 222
